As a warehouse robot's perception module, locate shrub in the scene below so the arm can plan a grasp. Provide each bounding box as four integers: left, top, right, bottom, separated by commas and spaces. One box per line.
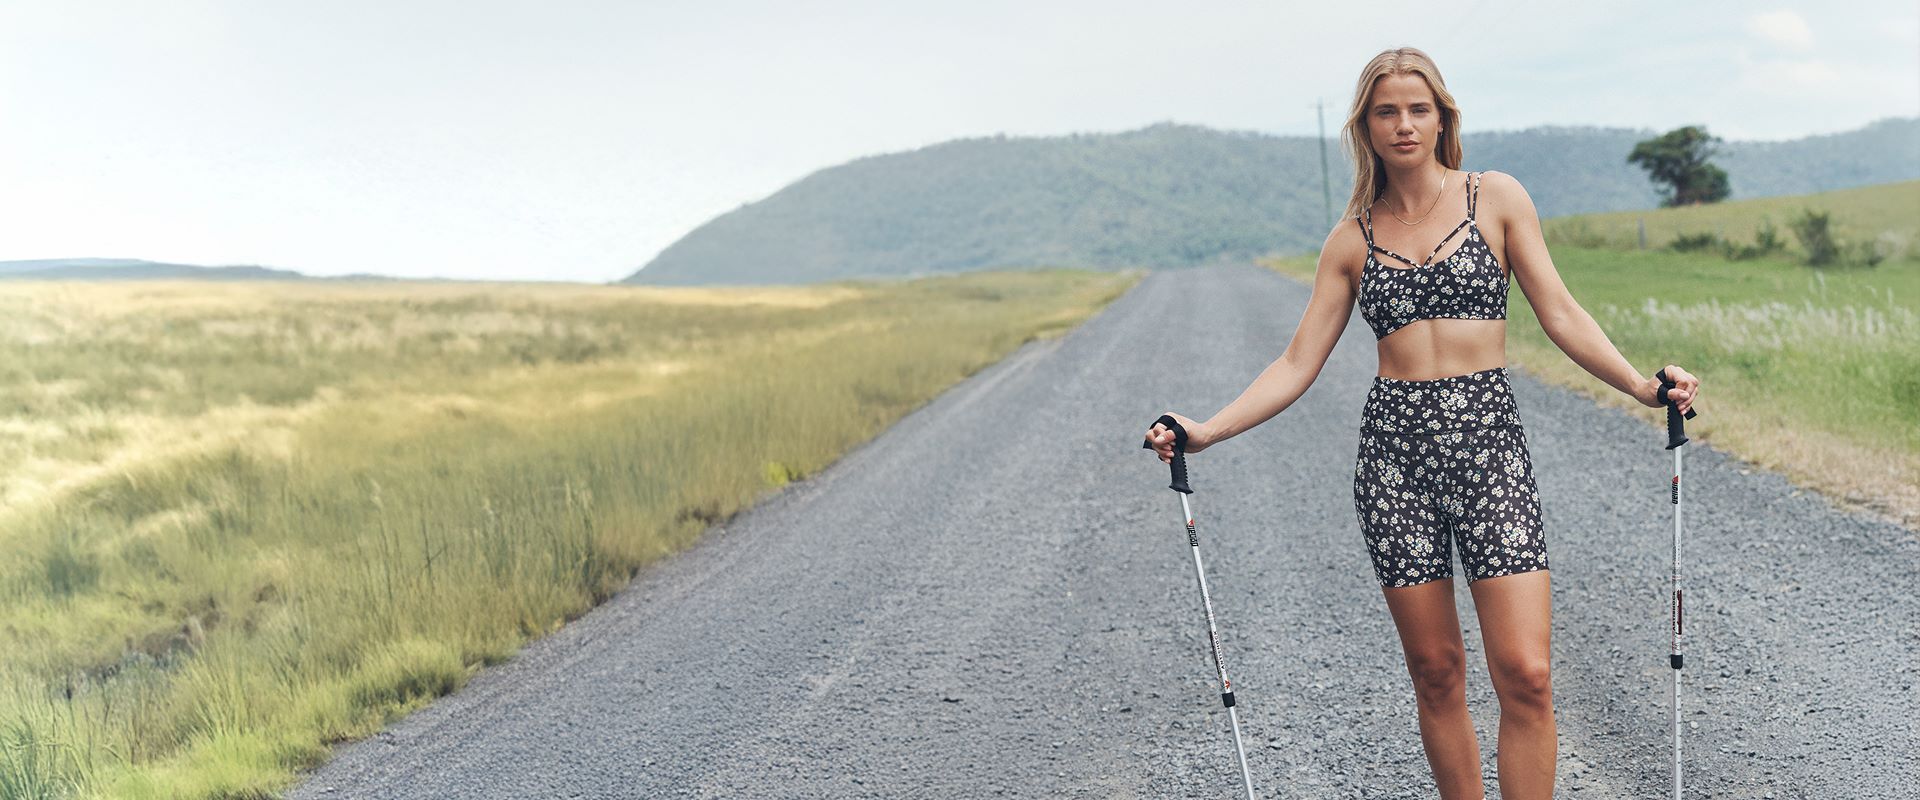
1753, 218, 1787, 255
1720, 218, 1790, 261
1789, 208, 1840, 266
1845, 239, 1886, 267
1669, 231, 1723, 252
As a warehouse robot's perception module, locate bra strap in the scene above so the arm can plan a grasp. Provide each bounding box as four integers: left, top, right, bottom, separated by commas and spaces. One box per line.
1467, 171, 1480, 221
1357, 206, 1376, 248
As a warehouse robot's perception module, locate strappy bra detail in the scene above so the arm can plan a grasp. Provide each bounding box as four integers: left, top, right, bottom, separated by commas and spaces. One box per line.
1355, 170, 1509, 341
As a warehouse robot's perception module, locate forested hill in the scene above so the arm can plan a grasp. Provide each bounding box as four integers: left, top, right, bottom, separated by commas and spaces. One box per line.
624, 117, 1919, 286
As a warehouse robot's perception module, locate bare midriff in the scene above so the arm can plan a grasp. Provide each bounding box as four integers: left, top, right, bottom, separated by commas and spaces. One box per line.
1373, 318, 1507, 381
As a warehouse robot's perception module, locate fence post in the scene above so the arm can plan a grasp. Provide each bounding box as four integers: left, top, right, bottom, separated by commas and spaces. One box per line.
1638, 217, 1647, 250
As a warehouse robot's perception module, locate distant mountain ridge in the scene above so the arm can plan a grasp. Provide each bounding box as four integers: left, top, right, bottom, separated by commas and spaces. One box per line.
625, 117, 1920, 286
0, 258, 397, 281
0, 258, 307, 281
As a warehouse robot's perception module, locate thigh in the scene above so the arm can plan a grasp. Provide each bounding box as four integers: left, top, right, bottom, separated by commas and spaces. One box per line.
1383, 577, 1467, 674
1432, 426, 1547, 584
1469, 569, 1553, 698
1354, 431, 1452, 588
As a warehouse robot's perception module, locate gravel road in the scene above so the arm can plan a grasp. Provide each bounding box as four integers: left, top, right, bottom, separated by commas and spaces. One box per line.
290, 263, 1918, 799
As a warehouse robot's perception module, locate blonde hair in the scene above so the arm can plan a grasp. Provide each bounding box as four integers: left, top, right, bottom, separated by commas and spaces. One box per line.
1340, 47, 1465, 221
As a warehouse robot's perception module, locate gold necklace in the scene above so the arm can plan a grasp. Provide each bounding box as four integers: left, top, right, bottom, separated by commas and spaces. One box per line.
1382, 169, 1449, 226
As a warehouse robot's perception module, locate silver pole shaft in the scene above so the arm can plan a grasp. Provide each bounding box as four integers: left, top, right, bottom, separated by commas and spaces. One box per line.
1228, 706, 1254, 799
1178, 493, 1256, 800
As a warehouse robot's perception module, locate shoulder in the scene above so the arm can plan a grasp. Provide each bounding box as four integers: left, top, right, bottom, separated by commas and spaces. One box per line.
1474, 170, 1533, 205
1473, 169, 1522, 196
1319, 214, 1369, 276
1473, 170, 1539, 221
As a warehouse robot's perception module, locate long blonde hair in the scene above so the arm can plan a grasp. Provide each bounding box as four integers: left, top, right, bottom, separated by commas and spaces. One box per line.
1340, 47, 1465, 221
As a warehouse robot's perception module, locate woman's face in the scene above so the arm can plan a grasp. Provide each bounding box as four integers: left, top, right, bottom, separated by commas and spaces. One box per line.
1367, 72, 1443, 167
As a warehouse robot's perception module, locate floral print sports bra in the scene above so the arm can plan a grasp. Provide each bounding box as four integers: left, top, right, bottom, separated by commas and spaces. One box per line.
1355, 170, 1509, 341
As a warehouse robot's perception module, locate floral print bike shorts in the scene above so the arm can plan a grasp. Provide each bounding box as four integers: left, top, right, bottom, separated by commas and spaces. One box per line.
1353, 366, 1548, 588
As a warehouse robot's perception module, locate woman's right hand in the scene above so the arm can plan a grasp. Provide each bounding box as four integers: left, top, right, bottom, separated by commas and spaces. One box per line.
1144, 412, 1211, 464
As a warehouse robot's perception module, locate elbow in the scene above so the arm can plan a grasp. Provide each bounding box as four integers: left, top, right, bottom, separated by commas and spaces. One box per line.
1535, 311, 1560, 338
1536, 302, 1578, 337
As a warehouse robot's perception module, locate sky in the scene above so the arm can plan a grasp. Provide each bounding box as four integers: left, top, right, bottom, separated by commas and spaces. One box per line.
1, 1, 1914, 283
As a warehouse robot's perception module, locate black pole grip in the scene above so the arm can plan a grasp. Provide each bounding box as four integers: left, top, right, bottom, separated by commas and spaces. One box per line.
1141, 413, 1193, 494
1655, 368, 1698, 450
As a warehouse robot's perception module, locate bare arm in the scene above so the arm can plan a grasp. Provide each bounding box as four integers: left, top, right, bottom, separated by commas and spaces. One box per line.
1489, 171, 1699, 412
1146, 228, 1359, 464
1199, 229, 1358, 447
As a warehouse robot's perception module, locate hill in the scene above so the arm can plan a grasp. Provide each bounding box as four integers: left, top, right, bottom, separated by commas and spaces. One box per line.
625, 117, 1920, 286
0, 259, 410, 282
0, 258, 310, 281
1543, 179, 1920, 260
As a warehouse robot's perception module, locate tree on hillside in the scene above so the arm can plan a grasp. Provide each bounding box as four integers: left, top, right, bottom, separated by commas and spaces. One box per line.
1627, 125, 1731, 206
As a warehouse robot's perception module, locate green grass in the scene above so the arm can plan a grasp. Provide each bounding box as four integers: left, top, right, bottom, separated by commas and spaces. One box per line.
1542, 179, 1920, 263
0, 268, 1141, 799
1260, 241, 1920, 529
1505, 248, 1919, 452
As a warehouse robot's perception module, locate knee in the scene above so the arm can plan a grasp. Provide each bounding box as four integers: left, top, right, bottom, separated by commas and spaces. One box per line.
1406, 651, 1467, 710
1493, 660, 1554, 712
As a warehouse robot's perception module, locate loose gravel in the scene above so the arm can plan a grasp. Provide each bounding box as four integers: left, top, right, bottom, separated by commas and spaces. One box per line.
290, 263, 1918, 799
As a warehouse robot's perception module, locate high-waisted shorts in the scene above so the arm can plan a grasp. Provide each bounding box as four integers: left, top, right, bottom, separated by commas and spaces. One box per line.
1353, 366, 1548, 588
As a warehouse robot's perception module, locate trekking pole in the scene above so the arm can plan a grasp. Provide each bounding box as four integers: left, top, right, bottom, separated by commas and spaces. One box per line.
1142, 415, 1256, 800
1655, 368, 1698, 800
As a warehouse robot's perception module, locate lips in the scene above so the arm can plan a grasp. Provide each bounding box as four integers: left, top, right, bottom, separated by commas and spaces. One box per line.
1393, 141, 1418, 149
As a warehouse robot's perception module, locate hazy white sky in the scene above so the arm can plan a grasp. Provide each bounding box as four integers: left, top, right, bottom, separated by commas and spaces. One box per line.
1, 1, 1914, 282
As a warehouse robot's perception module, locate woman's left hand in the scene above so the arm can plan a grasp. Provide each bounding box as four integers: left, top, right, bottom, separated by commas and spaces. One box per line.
1638, 364, 1699, 415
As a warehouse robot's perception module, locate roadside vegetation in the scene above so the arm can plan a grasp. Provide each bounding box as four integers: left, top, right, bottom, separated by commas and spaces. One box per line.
0, 268, 1139, 799
1261, 180, 1920, 531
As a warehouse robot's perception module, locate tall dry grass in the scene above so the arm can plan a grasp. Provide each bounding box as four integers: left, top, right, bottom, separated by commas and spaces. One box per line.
0, 268, 1140, 799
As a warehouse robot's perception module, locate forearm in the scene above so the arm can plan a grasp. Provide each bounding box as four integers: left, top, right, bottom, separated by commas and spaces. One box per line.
1201, 355, 1314, 445
1541, 304, 1653, 402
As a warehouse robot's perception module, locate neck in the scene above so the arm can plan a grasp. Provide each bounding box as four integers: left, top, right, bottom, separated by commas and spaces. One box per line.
1377, 162, 1452, 218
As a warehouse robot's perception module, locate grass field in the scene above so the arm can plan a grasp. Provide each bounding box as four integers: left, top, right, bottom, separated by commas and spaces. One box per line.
1261, 233, 1920, 533
0, 269, 1140, 799
1540, 179, 1920, 263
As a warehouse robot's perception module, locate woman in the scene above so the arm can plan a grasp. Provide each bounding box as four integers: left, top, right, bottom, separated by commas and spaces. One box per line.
1142, 47, 1701, 799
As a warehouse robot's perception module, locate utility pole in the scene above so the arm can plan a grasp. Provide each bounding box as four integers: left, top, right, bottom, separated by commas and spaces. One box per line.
1316, 97, 1332, 231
